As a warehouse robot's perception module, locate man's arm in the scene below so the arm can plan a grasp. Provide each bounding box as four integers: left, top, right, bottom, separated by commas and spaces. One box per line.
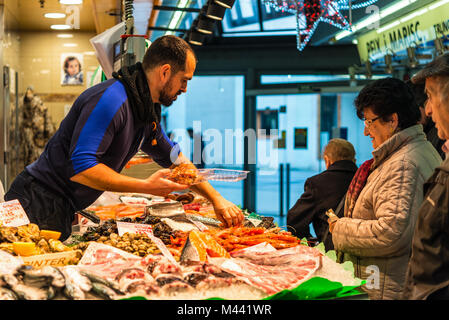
70, 163, 188, 197
173, 153, 244, 227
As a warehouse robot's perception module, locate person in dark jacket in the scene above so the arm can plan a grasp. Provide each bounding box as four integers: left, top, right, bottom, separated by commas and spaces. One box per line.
287, 138, 357, 251
403, 52, 449, 300
406, 80, 445, 160
4, 35, 244, 240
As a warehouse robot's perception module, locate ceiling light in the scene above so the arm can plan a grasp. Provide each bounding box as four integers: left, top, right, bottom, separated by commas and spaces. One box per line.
429, 0, 449, 10
365, 60, 373, 79
63, 43, 78, 47
57, 34, 73, 38
214, 0, 236, 9
51, 24, 71, 30
435, 38, 446, 56
206, 2, 227, 21
407, 47, 418, 68
44, 13, 66, 19
165, 0, 190, 35
385, 53, 394, 74
188, 33, 205, 46
59, 0, 83, 4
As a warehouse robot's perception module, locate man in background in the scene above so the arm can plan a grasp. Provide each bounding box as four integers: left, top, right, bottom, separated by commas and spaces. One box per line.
407, 80, 445, 160
287, 138, 358, 251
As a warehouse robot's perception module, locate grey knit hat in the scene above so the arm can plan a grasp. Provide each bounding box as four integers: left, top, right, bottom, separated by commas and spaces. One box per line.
412, 53, 449, 84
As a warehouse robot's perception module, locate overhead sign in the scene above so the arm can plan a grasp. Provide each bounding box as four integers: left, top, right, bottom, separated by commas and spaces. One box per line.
357, 1, 449, 62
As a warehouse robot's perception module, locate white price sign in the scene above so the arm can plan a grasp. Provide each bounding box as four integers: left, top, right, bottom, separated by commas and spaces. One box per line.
0, 200, 30, 227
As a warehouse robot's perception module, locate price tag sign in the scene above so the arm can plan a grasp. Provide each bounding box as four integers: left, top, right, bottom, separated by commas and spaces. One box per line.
116, 221, 178, 265
116, 221, 153, 237
0, 200, 30, 227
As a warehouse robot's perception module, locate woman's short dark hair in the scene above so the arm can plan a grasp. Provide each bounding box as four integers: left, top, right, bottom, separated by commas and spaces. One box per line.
142, 35, 196, 75
354, 77, 421, 130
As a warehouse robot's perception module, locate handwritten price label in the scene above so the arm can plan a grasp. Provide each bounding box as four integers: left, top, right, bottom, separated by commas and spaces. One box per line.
116, 221, 178, 265
0, 200, 30, 227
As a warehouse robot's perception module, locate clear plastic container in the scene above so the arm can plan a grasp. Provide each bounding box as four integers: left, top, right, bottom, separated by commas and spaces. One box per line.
197, 169, 250, 182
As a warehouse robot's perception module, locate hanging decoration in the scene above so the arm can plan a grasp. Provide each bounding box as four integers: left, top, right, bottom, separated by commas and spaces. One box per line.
261, 0, 379, 52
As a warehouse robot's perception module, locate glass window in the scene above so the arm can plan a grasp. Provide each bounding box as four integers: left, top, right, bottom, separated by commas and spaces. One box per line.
163, 75, 245, 206
222, 0, 261, 33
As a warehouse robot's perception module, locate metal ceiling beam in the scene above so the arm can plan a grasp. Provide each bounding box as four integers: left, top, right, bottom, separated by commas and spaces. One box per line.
152, 5, 200, 12
192, 37, 361, 75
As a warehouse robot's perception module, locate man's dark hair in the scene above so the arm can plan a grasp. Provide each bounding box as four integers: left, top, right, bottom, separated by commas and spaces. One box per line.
142, 35, 196, 75
406, 80, 427, 108
354, 77, 421, 130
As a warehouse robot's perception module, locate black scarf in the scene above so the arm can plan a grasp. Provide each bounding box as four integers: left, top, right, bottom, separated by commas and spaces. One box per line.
112, 62, 161, 127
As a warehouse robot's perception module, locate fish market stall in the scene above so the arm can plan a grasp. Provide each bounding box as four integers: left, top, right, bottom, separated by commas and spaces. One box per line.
0, 167, 367, 300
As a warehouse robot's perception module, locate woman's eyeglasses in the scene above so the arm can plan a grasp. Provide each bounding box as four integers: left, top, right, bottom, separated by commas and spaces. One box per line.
364, 116, 381, 128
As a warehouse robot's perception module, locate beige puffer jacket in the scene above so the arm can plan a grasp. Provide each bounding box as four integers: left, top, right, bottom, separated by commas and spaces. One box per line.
332, 124, 442, 300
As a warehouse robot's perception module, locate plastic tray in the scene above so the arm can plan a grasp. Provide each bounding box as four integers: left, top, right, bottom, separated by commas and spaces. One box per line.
197, 169, 250, 182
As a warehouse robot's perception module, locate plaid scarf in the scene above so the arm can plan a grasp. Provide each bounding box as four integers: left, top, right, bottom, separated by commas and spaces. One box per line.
345, 159, 374, 218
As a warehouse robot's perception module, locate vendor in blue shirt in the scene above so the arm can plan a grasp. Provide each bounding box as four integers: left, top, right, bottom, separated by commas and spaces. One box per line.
5, 35, 244, 240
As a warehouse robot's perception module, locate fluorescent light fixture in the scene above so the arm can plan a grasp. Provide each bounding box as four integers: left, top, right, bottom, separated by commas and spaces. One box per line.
59, 0, 83, 4
57, 34, 73, 38
63, 43, 78, 47
429, 0, 449, 10
335, 0, 418, 41
165, 0, 190, 35
377, 20, 400, 34
44, 13, 66, 19
83, 51, 96, 55
400, 8, 428, 23
51, 24, 71, 30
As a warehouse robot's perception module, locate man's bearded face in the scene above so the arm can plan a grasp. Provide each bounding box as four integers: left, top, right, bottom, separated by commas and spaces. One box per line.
159, 76, 182, 107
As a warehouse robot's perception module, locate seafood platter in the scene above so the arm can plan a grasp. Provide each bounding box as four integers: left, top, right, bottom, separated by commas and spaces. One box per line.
0, 190, 366, 300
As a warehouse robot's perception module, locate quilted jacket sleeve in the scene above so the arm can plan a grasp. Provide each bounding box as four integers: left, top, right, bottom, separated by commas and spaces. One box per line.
331, 159, 424, 257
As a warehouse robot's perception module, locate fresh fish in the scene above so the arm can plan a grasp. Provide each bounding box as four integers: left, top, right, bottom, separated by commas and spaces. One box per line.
145, 202, 185, 218
154, 274, 184, 287
19, 266, 66, 288
185, 214, 222, 227
0, 287, 18, 300
80, 271, 124, 294
126, 280, 160, 295
45, 286, 56, 300
9, 283, 49, 300
60, 268, 85, 300
183, 272, 209, 287
63, 266, 92, 292
1, 274, 19, 288
90, 282, 117, 300
179, 236, 202, 263
63, 279, 85, 300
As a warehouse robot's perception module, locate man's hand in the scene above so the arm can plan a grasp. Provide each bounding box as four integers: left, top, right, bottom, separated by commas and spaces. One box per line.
212, 197, 244, 228
145, 169, 189, 196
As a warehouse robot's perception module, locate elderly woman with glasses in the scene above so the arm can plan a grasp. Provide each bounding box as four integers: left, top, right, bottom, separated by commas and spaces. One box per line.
328, 77, 442, 300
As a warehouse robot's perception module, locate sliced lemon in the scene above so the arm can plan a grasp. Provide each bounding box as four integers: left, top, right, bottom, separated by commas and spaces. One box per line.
40, 230, 61, 241
12, 242, 37, 256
